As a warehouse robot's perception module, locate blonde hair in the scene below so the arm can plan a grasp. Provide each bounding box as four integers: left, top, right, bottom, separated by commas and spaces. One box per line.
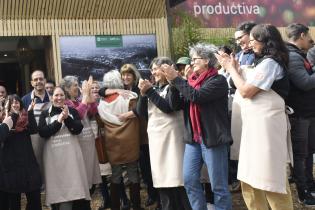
120, 64, 141, 86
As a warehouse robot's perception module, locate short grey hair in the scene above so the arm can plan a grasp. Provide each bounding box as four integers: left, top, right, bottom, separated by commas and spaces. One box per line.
103, 70, 124, 89
189, 43, 218, 68
59, 75, 79, 99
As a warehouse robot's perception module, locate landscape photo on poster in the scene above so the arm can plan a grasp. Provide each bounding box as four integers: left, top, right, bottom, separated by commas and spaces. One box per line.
59, 35, 157, 81
171, 0, 315, 28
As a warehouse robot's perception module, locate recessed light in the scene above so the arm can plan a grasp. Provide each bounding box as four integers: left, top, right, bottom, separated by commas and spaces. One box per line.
3, 54, 7, 57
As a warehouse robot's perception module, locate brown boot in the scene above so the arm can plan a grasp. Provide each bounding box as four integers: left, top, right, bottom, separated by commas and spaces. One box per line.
129, 183, 144, 210
110, 183, 121, 210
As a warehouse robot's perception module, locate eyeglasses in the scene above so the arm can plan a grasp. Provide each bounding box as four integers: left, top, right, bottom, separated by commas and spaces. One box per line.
235, 33, 248, 46
191, 57, 203, 63
249, 39, 262, 44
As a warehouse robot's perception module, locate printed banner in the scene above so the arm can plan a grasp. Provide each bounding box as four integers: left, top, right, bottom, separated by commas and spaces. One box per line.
171, 0, 315, 28
59, 35, 157, 81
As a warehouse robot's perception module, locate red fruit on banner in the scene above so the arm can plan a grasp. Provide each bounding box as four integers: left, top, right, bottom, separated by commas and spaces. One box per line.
270, 4, 277, 15
292, 0, 303, 10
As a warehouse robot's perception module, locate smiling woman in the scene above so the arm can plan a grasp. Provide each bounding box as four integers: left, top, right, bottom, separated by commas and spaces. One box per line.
38, 86, 89, 209
216, 24, 293, 210
162, 43, 233, 210
0, 94, 42, 210
136, 57, 192, 210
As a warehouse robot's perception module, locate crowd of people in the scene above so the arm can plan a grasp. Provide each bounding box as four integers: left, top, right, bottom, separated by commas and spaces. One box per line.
0, 21, 314, 210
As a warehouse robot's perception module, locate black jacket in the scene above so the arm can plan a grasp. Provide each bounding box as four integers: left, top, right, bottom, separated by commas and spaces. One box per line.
0, 111, 41, 193
171, 75, 233, 148
286, 43, 315, 118
38, 106, 83, 138
136, 84, 181, 121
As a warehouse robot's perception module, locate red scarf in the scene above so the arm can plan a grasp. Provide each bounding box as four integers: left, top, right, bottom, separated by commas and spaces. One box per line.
188, 68, 218, 143
15, 109, 28, 132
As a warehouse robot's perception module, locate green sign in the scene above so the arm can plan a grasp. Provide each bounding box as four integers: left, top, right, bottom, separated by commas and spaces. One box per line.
95, 35, 123, 48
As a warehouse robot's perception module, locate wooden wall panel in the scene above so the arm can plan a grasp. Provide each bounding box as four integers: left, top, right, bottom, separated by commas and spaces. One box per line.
50, 35, 62, 84
0, 0, 166, 19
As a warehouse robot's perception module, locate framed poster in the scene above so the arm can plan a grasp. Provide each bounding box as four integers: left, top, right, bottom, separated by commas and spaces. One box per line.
60, 34, 157, 81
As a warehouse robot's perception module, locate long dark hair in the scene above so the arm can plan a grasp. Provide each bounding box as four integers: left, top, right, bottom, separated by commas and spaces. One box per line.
6, 94, 24, 112
6, 94, 28, 132
251, 24, 289, 68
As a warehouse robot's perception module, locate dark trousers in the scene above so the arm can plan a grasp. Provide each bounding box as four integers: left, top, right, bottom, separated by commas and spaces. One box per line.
72, 185, 97, 210
228, 160, 238, 184
139, 144, 157, 200
158, 187, 192, 210
228, 110, 238, 185
290, 117, 315, 194
100, 175, 111, 207
72, 199, 91, 210
0, 190, 41, 210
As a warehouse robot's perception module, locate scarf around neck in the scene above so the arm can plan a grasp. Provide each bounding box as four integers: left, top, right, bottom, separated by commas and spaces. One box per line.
15, 109, 28, 132
188, 68, 218, 143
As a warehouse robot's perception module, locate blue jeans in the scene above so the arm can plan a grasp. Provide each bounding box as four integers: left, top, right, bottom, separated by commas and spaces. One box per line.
183, 143, 232, 210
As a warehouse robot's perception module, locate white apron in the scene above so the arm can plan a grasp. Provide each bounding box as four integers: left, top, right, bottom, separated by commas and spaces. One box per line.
78, 117, 102, 188
237, 90, 291, 193
30, 102, 51, 176
147, 86, 185, 188
230, 65, 254, 160
43, 114, 91, 205
230, 90, 243, 160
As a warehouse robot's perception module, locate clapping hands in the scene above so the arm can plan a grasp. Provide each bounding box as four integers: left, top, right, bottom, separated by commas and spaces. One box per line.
160, 64, 178, 81
81, 76, 95, 104
138, 79, 153, 96
57, 105, 69, 123
214, 52, 239, 73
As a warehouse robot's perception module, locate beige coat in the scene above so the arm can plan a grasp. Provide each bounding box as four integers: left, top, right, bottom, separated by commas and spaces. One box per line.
97, 93, 140, 165
237, 90, 292, 193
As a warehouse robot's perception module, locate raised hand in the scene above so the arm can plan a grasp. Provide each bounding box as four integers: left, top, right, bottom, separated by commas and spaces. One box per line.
4, 100, 10, 117
28, 98, 36, 111
215, 52, 239, 73
0, 97, 5, 107
62, 105, 69, 119
138, 79, 152, 96
57, 105, 69, 123
2, 116, 13, 129
161, 64, 178, 81
81, 77, 95, 104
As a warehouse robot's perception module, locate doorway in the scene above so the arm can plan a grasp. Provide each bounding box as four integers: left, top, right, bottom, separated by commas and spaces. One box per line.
0, 36, 48, 96
0, 63, 21, 95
